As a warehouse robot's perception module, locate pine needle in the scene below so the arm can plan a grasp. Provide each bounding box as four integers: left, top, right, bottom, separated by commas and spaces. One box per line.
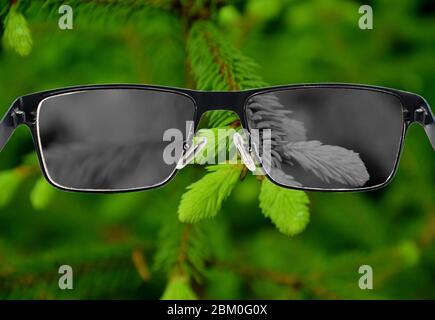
259, 179, 310, 236
283, 140, 370, 187
178, 165, 244, 223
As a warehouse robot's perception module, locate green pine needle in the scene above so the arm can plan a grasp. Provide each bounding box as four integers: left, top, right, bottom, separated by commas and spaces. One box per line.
2, 4, 33, 56
154, 221, 209, 281
187, 20, 266, 91
178, 165, 244, 223
208, 111, 240, 128
259, 179, 310, 236
161, 274, 198, 300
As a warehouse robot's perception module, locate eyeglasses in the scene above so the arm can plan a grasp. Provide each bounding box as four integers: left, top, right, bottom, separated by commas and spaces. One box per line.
0, 84, 433, 193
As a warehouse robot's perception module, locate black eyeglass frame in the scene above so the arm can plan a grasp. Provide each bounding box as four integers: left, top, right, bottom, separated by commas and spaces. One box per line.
0, 83, 434, 193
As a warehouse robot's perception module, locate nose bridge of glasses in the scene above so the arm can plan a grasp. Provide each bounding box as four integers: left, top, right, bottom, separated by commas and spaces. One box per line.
192, 91, 249, 123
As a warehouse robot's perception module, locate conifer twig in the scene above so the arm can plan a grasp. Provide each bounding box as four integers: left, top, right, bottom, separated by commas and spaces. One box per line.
212, 260, 339, 299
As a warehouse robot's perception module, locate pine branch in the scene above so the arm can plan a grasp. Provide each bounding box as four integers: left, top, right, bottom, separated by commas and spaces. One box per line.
2, 0, 182, 57
246, 89, 307, 180
305, 242, 422, 298
16, 0, 227, 30
20, 0, 177, 16
154, 220, 208, 279
187, 20, 266, 91
154, 221, 210, 299
213, 260, 303, 289
207, 111, 240, 128
282, 140, 370, 187
247, 94, 307, 142
0, 242, 151, 299
247, 93, 371, 188
161, 273, 198, 300
178, 165, 244, 223
259, 179, 310, 236
192, 128, 239, 165
2, 3, 32, 56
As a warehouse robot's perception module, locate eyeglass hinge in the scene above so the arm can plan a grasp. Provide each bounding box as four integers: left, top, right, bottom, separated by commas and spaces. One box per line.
11, 108, 26, 128
414, 107, 428, 125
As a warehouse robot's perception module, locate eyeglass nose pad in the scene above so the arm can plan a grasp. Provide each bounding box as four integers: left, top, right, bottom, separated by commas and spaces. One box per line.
233, 132, 256, 172
249, 141, 267, 172
176, 136, 207, 170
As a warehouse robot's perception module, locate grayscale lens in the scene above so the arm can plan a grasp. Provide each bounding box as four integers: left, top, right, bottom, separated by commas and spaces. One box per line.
246, 88, 404, 190
37, 89, 195, 191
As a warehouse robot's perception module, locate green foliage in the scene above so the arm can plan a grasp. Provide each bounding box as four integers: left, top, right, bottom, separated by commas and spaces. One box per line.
397, 241, 420, 268
0, 242, 148, 299
259, 179, 310, 236
2, 4, 32, 56
187, 20, 266, 91
30, 177, 56, 210
178, 165, 243, 223
218, 5, 241, 27
247, 0, 283, 21
0, 170, 24, 206
161, 274, 198, 300
154, 220, 209, 281
20, 0, 175, 22
207, 111, 240, 128
192, 128, 237, 165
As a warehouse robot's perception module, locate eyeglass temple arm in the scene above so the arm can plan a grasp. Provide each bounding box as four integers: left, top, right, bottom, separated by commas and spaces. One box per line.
418, 100, 435, 150
0, 104, 19, 153
424, 119, 435, 151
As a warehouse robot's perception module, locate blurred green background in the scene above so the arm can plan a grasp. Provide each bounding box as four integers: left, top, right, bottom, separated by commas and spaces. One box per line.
0, 0, 434, 299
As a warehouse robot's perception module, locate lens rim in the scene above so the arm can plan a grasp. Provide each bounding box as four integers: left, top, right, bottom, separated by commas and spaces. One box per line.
35, 86, 197, 193
244, 84, 407, 192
